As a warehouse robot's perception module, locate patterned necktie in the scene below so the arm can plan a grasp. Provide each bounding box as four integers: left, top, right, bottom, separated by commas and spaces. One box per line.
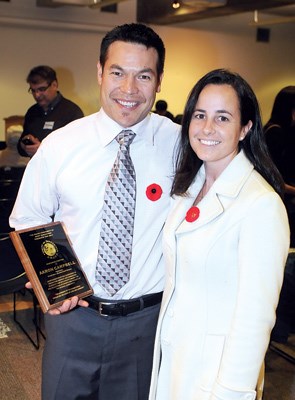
96, 130, 136, 296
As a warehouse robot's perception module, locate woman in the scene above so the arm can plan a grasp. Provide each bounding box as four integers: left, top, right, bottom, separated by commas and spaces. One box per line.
264, 86, 295, 247
264, 86, 295, 184
264, 86, 295, 342
149, 69, 290, 400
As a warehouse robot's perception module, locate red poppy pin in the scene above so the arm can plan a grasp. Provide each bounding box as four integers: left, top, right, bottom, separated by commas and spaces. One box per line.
185, 206, 200, 222
146, 183, 163, 201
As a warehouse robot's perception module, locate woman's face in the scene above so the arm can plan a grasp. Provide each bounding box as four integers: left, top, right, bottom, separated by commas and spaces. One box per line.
189, 84, 252, 172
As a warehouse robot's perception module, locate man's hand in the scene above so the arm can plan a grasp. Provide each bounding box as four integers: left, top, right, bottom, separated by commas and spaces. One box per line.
25, 281, 89, 315
48, 297, 89, 315
20, 135, 41, 157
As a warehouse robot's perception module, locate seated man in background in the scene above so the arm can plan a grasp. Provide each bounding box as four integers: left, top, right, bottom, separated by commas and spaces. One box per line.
18, 65, 84, 157
154, 99, 174, 121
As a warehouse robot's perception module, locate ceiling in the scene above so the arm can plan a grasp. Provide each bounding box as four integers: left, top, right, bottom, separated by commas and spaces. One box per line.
35, 0, 128, 8
33, 0, 295, 28
136, 0, 295, 26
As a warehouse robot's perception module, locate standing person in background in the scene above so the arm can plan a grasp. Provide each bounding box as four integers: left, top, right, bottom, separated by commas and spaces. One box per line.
149, 69, 289, 400
154, 99, 174, 121
10, 23, 179, 400
264, 86, 295, 246
18, 65, 84, 157
264, 86, 295, 344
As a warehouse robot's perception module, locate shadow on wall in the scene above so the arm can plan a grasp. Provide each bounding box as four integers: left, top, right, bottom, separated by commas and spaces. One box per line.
55, 66, 91, 116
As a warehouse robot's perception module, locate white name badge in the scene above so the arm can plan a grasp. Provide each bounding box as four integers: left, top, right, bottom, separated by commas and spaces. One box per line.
43, 121, 55, 130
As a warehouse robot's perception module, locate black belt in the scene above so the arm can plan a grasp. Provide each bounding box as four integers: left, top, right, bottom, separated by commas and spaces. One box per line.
86, 292, 163, 317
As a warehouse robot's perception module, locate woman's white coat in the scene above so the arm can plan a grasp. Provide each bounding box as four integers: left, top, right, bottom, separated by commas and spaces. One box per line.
149, 151, 290, 400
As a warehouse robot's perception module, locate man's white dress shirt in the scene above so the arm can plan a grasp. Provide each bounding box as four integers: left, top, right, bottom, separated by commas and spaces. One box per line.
10, 109, 180, 299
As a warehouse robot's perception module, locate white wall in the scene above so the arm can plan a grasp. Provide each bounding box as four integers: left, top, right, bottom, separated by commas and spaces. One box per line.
0, 0, 294, 139
154, 13, 295, 121
0, 0, 136, 139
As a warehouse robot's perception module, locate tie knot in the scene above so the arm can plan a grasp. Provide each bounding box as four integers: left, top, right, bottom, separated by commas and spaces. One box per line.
116, 130, 135, 148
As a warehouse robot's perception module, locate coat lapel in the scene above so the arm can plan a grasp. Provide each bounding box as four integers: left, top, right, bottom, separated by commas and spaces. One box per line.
170, 151, 254, 236
176, 187, 224, 234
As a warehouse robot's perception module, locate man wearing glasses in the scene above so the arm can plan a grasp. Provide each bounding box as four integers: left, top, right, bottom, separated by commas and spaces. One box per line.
18, 65, 84, 157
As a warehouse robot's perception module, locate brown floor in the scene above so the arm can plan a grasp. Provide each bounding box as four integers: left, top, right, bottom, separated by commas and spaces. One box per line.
0, 291, 33, 313
0, 292, 295, 399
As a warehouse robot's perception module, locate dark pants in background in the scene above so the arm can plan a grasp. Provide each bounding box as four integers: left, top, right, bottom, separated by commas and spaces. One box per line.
271, 250, 295, 343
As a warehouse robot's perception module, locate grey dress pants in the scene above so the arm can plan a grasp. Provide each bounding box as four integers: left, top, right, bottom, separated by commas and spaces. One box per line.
42, 302, 160, 400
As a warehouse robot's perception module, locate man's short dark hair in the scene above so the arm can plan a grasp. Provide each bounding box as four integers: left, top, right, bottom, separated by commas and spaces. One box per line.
26, 65, 57, 85
99, 23, 165, 82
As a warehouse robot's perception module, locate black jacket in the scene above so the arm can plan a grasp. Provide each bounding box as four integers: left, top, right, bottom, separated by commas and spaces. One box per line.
18, 93, 84, 156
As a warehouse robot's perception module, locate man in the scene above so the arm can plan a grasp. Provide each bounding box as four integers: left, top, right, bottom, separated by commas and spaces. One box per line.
10, 24, 179, 400
18, 65, 84, 157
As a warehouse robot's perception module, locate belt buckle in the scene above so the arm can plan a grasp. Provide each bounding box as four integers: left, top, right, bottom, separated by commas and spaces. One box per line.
99, 301, 112, 317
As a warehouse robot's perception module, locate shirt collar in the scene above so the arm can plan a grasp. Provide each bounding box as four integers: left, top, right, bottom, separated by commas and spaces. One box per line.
42, 92, 62, 115
96, 108, 154, 147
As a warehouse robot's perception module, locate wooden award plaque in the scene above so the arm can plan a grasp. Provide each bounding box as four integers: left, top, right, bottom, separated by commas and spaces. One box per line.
9, 221, 93, 313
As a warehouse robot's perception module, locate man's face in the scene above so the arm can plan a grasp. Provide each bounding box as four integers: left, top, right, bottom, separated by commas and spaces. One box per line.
97, 41, 163, 128
28, 80, 58, 111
